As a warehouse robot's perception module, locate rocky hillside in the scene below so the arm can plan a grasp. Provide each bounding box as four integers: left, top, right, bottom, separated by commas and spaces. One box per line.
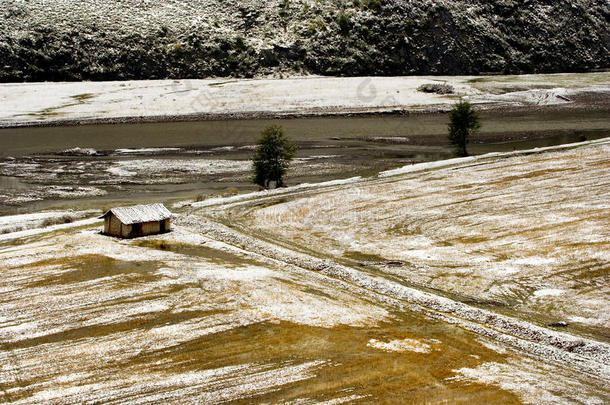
1, 0, 608, 82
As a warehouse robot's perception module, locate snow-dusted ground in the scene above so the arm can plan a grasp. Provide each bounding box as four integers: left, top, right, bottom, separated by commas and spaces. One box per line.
0, 217, 100, 242
2, 220, 607, 403
1, 73, 608, 126
451, 342, 609, 405
0, 225, 388, 403
223, 139, 610, 335
2, 139, 609, 403
0, 210, 97, 235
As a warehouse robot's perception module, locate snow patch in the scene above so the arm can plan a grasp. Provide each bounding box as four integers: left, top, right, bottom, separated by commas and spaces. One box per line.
188, 176, 362, 209
451, 359, 606, 405
379, 156, 476, 177
367, 338, 432, 353
59, 147, 98, 156
513, 257, 557, 266
114, 148, 181, 154
106, 166, 137, 176
533, 289, 565, 298
107, 159, 250, 177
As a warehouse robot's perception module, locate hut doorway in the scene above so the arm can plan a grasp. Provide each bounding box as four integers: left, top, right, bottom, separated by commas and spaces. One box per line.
131, 223, 143, 238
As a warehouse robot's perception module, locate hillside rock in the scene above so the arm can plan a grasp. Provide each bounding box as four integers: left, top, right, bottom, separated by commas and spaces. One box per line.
0, 0, 608, 82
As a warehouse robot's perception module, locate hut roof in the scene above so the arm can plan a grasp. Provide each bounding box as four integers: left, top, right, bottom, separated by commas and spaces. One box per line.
99, 203, 172, 225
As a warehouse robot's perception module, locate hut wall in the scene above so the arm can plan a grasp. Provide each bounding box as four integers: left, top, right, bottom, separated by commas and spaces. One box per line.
111, 216, 122, 235
104, 215, 123, 236
121, 223, 133, 238
141, 221, 161, 236
163, 219, 171, 232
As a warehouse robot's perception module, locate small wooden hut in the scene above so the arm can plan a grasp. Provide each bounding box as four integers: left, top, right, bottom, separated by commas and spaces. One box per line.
100, 203, 172, 238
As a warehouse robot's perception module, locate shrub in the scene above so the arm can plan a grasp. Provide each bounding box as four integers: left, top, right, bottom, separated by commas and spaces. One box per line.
1, 226, 24, 234
417, 83, 454, 94
41, 215, 75, 227
337, 12, 351, 35
222, 187, 239, 197
363, 0, 382, 11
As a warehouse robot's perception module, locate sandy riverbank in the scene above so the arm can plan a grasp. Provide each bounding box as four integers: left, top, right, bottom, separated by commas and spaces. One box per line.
1, 73, 609, 128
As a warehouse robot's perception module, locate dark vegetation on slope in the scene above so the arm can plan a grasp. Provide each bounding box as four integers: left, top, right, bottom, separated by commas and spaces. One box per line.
0, 0, 608, 82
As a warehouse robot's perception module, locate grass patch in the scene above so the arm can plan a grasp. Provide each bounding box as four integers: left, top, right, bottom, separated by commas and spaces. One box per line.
343, 250, 387, 263
71, 93, 95, 102
41, 215, 75, 227
0, 225, 25, 234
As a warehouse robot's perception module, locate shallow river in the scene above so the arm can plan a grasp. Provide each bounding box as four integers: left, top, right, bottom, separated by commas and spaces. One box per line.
0, 110, 608, 215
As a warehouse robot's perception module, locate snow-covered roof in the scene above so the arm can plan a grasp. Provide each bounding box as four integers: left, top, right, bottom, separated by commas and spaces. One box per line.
99, 203, 172, 225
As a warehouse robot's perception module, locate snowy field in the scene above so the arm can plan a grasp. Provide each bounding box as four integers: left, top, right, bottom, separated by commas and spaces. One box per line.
218, 139, 610, 339
1, 73, 609, 126
1, 219, 608, 403
1, 139, 609, 403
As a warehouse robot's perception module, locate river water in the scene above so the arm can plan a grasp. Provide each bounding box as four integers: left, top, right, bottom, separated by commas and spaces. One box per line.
0, 110, 608, 215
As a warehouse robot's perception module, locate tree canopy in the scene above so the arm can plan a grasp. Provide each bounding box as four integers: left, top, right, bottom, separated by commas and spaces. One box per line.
448, 100, 481, 157
252, 125, 297, 189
